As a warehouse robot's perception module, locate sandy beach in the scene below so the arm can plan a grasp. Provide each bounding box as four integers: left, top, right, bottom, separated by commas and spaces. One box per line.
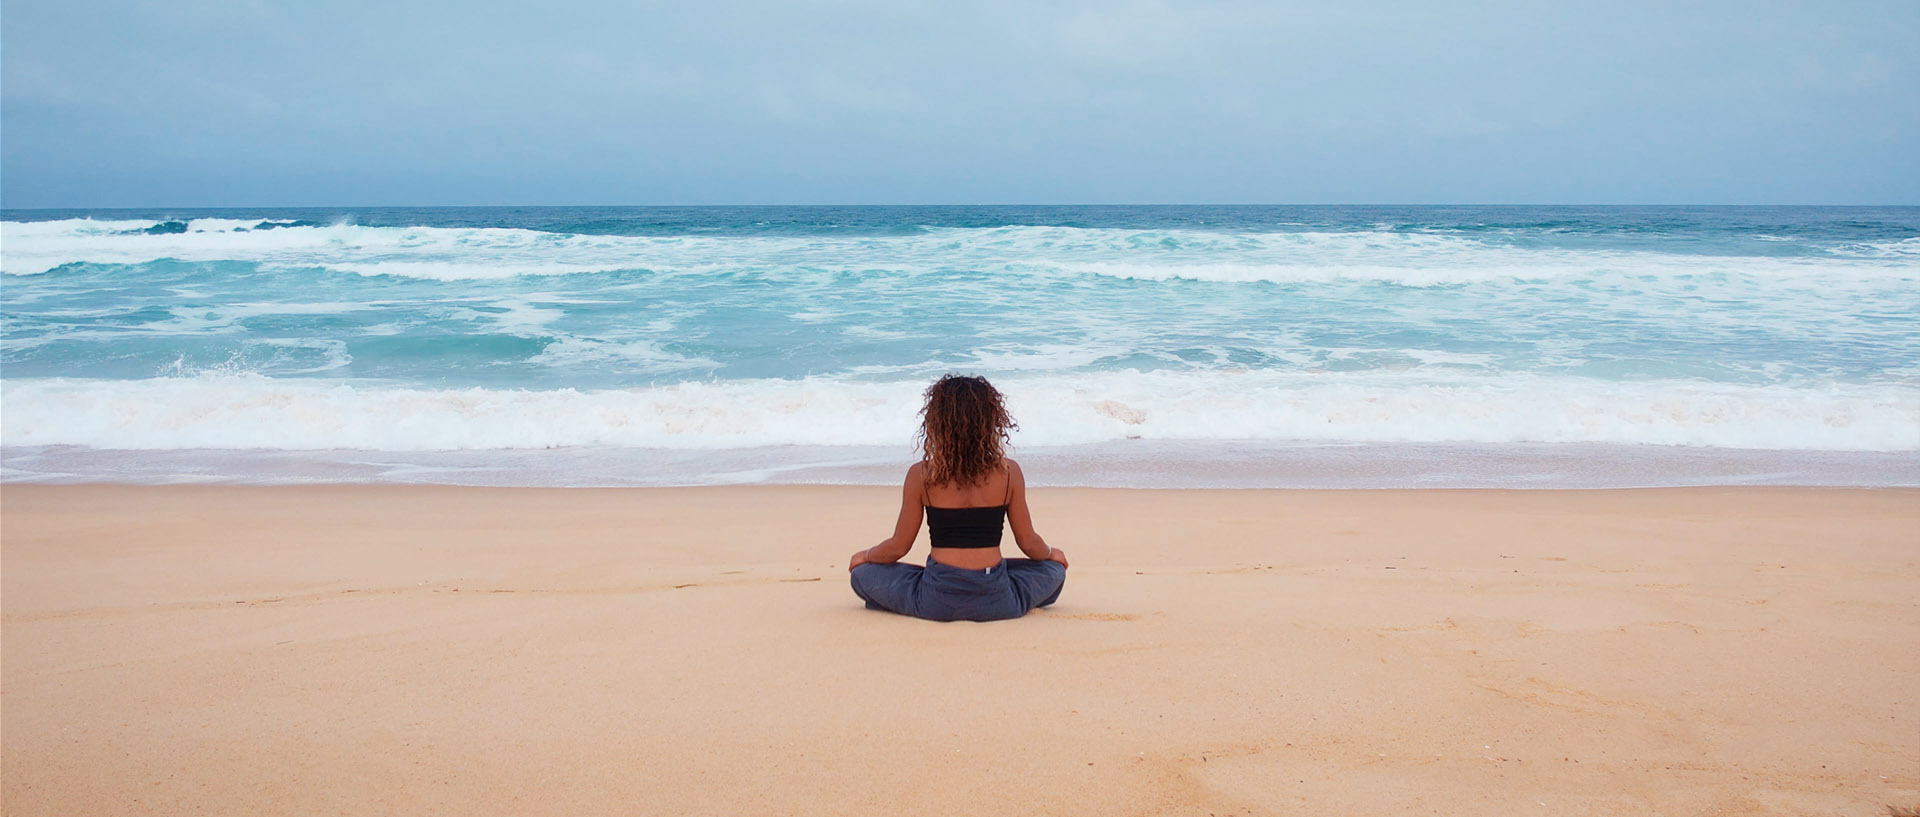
2, 484, 1915, 815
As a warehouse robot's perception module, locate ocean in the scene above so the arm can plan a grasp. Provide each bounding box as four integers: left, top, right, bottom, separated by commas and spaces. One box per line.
3, 205, 1916, 488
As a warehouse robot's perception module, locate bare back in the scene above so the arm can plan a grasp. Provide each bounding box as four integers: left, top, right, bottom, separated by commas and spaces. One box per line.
922, 465, 1012, 510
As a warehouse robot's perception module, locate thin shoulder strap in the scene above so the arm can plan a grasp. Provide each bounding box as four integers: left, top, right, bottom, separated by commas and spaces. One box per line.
1003, 462, 1013, 505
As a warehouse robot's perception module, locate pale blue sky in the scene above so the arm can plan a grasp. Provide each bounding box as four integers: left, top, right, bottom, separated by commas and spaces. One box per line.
3, 0, 1915, 207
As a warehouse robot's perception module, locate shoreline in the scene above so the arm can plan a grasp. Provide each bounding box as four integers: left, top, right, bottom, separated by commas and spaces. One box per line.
5, 484, 1917, 815
7, 440, 1918, 489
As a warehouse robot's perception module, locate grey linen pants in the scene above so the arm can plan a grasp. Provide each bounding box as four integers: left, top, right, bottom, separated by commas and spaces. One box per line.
850, 558, 1066, 622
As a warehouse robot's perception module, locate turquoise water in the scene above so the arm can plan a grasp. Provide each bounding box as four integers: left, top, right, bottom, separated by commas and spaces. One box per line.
3, 205, 1916, 484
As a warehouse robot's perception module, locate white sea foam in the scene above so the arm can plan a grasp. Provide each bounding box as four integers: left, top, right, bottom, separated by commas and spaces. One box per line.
220, 301, 386, 316
526, 337, 721, 371
1052, 260, 1569, 284
4, 371, 1914, 452
317, 261, 638, 280
6, 218, 1915, 287
1842, 236, 1920, 259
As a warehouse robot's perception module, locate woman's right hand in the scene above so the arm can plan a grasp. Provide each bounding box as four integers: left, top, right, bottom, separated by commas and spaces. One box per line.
1046, 547, 1069, 568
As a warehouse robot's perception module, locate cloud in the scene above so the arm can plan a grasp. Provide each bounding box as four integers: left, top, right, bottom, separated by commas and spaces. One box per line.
2, 0, 1915, 205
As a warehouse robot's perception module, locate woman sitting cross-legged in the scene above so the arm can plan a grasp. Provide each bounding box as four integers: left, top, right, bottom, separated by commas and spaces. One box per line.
847, 374, 1068, 622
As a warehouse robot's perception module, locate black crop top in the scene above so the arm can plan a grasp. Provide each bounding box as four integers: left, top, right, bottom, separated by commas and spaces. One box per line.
924, 476, 1010, 549
925, 505, 1007, 548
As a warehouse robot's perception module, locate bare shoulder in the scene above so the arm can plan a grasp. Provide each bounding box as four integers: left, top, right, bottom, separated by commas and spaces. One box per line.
1004, 459, 1024, 480
905, 461, 926, 481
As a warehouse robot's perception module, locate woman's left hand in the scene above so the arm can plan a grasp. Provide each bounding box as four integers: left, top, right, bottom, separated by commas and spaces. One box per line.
848, 547, 873, 571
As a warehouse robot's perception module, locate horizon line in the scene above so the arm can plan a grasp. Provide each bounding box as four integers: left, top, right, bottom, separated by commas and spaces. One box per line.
5, 202, 1919, 212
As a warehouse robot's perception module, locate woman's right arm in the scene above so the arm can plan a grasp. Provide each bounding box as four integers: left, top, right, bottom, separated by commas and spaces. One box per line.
1006, 460, 1068, 567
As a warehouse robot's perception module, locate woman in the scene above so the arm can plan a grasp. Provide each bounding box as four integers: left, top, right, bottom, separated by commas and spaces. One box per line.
847, 374, 1069, 621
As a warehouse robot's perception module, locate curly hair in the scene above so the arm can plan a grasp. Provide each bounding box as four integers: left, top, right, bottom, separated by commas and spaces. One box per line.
916, 374, 1017, 487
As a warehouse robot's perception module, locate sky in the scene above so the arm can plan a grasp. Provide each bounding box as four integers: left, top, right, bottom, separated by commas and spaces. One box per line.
2, 0, 1916, 207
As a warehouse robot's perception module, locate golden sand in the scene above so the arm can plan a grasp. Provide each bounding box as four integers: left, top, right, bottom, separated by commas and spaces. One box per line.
3, 485, 1916, 815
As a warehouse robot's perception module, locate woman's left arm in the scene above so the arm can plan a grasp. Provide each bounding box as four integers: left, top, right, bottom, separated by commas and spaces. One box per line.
849, 464, 926, 570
